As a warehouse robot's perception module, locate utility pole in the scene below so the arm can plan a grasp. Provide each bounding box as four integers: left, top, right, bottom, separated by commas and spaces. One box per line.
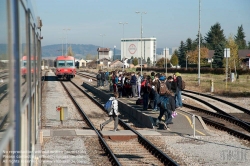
136, 11, 146, 76
198, 0, 201, 86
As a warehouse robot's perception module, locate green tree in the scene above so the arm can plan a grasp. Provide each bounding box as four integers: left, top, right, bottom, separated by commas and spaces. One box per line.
248, 41, 250, 49
212, 42, 224, 68
187, 47, 208, 64
235, 25, 247, 49
132, 57, 138, 66
226, 35, 240, 68
147, 57, 151, 66
185, 38, 194, 51
170, 53, 179, 67
205, 22, 226, 50
178, 41, 186, 67
156, 58, 165, 67
194, 32, 205, 47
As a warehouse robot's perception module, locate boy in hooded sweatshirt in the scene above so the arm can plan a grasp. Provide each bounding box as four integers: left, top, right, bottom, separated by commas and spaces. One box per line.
100, 93, 119, 131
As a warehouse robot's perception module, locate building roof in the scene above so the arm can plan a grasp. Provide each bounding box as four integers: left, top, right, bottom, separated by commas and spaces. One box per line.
207, 49, 250, 59
208, 50, 214, 59
238, 49, 250, 58
97, 48, 110, 52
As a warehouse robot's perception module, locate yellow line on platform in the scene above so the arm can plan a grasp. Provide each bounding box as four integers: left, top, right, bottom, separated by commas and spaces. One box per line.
177, 111, 206, 136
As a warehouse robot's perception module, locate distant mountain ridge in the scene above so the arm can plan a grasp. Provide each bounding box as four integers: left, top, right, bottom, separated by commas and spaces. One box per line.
0, 44, 164, 60
41, 44, 121, 59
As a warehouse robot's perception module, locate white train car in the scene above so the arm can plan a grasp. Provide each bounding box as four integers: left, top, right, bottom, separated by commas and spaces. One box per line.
0, 0, 43, 165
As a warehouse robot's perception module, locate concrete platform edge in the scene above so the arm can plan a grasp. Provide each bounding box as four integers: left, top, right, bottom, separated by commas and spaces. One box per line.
177, 108, 209, 131
82, 82, 154, 129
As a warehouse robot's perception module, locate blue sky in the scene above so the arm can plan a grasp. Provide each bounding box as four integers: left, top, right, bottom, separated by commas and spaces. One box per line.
36, 0, 250, 49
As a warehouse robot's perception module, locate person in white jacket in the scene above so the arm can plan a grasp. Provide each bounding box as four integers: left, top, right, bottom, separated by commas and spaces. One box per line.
100, 93, 119, 131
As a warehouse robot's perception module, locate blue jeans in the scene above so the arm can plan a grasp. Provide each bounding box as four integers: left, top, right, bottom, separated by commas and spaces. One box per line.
175, 89, 182, 107
154, 93, 159, 109
97, 80, 101, 87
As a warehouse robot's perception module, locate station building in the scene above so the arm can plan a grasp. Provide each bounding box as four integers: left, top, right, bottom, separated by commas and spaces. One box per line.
120, 38, 156, 64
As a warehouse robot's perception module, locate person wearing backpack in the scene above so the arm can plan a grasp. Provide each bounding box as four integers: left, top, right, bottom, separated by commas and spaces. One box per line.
175, 72, 183, 108
155, 95, 175, 129
155, 74, 175, 128
100, 93, 119, 132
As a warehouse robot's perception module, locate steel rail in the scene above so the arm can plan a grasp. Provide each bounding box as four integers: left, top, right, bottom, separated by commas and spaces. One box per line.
184, 103, 250, 133
70, 80, 179, 166
60, 81, 122, 166
182, 93, 250, 129
202, 117, 250, 141
184, 89, 250, 114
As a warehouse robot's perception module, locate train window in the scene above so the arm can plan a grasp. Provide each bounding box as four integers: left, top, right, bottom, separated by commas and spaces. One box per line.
66, 60, 74, 67
58, 60, 65, 67
30, 27, 35, 84
19, 1, 28, 101
0, 0, 9, 138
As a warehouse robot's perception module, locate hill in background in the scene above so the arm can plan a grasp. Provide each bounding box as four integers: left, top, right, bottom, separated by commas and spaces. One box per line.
0, 44, 164, 60
41, 44, 121, 59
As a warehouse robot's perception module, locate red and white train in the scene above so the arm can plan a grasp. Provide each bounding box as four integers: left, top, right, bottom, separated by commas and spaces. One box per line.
54, 55, 76, 80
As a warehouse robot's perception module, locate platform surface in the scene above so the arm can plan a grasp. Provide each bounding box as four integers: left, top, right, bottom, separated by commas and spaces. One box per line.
83, 81, 210, 137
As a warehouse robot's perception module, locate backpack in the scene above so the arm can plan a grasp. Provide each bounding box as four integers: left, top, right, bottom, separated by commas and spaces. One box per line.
104, 100, 113, 115
181, 80, 185, 90
160, 96, 169, 110
136, 98, 143, 105
159, 80, 167, 95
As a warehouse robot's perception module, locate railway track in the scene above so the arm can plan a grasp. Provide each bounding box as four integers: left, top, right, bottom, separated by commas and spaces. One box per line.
60, 79, 178, 165
77, 71, 250, 141
0, 71, 9, 130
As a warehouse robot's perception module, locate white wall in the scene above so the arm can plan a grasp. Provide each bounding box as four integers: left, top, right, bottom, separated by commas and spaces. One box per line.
121, 38, 156, 64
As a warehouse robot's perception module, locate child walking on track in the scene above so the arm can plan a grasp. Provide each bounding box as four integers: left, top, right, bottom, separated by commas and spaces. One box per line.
100, 93, 119, 132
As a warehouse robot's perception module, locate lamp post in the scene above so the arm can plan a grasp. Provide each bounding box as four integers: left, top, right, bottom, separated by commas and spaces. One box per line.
198, 0, 201, 85
119, 22, 128, 71
63, 28, 70, 55
186, 54, 189, 70
136, 11, 146, 76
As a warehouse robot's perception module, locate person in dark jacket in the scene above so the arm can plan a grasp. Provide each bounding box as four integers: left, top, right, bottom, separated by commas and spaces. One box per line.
174, 72, 183, 108
96, 70, 101, 87
100, 71, 105, 87
155, 74, 175, 128
142, 75, 151, 111
130, 72, 137, 97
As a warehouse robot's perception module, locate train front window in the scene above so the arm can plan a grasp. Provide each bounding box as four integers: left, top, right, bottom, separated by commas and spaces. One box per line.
58, 60, 65, 67
66, 60, 74, 67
